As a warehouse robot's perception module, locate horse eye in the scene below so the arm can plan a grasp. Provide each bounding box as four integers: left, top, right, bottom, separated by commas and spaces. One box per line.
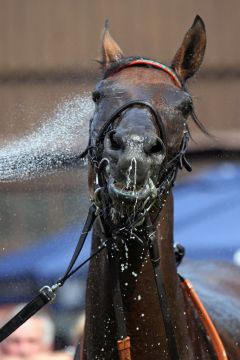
92, 91, 102, 103
179, 101, 193, 117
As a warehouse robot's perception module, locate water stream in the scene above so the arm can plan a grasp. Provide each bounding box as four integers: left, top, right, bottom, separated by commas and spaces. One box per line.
0, 94, 94, 182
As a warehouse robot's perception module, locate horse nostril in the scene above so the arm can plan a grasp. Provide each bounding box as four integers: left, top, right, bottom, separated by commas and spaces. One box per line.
145, 137, 165, 156
109, 131, 122, 151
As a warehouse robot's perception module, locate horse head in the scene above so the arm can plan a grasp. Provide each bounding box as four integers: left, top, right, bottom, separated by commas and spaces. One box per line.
88, 16, 206, 227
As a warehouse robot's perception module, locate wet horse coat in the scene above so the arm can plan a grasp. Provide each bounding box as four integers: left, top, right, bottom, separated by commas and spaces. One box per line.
82, 16, 240, 359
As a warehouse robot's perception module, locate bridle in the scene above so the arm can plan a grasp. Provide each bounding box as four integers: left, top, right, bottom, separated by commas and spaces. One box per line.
87, 59, 192, 360
89, 58, 192, 239
89, 98, 191, 208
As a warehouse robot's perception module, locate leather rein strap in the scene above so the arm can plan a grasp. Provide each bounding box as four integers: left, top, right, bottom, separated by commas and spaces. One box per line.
146, 215, 179, 359
0, 204, 97, 343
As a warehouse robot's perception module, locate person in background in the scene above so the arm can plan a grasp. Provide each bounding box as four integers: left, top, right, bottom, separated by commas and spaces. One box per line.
70, 312, 85, 359
0, 305, 72, 360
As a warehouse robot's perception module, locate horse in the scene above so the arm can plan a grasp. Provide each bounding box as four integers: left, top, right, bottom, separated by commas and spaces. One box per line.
81, 16, 240, 359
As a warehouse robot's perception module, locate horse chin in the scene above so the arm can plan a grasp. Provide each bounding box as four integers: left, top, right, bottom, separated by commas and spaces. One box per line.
108, 175, 155, 203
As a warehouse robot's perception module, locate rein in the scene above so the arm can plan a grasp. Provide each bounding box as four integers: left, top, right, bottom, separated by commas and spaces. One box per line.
0, 204, 98, 343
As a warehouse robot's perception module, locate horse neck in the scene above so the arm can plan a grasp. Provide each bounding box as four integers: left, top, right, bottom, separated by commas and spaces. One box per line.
114, 191, 195, 359
117, 191, 193, 359
84, 191, 197, 359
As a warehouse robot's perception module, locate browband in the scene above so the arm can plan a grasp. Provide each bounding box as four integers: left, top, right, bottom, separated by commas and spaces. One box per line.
106, 56, 182, 88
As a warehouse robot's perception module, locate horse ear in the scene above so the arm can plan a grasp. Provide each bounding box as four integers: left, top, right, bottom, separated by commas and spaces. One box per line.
101, 21, 124, 69
171, 15, 206, 81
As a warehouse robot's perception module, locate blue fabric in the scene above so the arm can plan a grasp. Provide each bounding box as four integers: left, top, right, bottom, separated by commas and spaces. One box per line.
0, 225, 91, 281
174, 163, 240, 261
0, 225, 91, 304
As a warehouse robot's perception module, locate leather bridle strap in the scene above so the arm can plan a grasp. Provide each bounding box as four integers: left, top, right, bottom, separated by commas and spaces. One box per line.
58, 205, 97, 286
146, 215, 180, 360
96, 100, 167, 143
108, 253, 132, 360
96, 203, 132, 360
0, 285, 56, 343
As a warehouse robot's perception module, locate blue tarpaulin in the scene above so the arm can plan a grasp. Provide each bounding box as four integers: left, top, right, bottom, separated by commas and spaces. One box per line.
0, 226, 91, 306
174, 163, 240, 261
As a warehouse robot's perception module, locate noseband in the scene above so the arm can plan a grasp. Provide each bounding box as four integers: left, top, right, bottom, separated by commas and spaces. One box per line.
96, 100, 167, 149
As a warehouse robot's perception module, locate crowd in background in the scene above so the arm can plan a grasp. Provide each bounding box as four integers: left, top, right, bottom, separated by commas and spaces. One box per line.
0, 305, 85, 360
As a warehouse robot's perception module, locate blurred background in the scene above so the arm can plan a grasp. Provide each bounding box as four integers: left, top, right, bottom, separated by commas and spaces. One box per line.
0, 0, 240, 350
